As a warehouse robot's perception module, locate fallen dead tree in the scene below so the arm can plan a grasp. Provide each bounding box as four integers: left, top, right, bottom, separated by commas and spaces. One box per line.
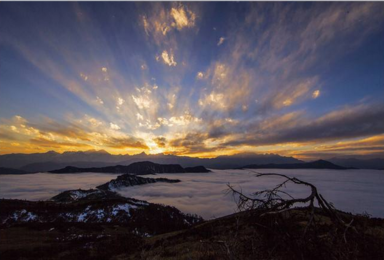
227, 172, 356, 241
207, 171, 384, 260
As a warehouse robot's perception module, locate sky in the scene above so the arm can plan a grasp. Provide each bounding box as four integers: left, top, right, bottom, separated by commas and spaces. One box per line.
0, 2, 384, 160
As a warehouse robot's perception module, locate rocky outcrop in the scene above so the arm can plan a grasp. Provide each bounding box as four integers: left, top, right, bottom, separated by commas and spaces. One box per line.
96, 174, 181, 191
0, 198, 203, 235
51, 189, 124, 202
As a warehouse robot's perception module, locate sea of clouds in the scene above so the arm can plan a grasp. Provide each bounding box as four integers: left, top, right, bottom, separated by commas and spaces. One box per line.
1, 169, 383, 219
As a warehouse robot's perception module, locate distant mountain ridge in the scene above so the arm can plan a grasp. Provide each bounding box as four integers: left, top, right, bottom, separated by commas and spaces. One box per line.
0, 150, 303, 172
49, 161, 210, 174
1, 150, 383, 172
0, 167, 28, 175
242, 160, 350, 170
329, 158, 384, 170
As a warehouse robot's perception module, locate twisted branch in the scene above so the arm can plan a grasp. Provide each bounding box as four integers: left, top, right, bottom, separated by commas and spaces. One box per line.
227, 172, 356, 240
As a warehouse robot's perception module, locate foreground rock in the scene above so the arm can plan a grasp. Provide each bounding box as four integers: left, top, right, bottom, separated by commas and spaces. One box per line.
1, 206, 382, 260
0, 197, 202, 234
49, 161, 210, 174
96, 174, 180, 191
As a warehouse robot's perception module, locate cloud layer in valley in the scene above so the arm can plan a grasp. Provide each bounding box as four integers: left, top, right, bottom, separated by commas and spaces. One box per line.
1, 170, 384, 219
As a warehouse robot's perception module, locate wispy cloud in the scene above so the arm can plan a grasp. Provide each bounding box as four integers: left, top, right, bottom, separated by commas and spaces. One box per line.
217, 37, 225, 46
159, 50, 177, 66
170, 4, 196, 30
1, 2, 383, 158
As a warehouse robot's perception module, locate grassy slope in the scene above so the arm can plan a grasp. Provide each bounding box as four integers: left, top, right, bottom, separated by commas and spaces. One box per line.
2, 208, 384, 260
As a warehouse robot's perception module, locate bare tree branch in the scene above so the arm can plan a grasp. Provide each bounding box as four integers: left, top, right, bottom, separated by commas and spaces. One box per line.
227, 172, 357, 242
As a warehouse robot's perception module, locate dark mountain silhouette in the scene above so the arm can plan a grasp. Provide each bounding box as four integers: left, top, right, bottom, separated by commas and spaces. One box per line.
0, 167, 28, 175
184, 166, 211, 173
0, 150, 123, 171
329, 157, 384, 170
0, 150, 303, 172
5, 150, 382, 171
19, 161, 114, 173
242, 160, 349, 170
97, 174, 180, 191
49, 161, 210, 174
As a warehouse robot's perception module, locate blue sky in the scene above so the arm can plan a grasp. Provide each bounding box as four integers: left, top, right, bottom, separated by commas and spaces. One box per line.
0, 2, 383, 159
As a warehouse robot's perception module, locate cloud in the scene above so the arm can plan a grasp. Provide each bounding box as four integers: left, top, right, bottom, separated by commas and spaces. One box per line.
101, 136, 149, 150
153, 136, 167, 147
136, 113, 144, 121
141, 3, 197, 47
1, 170, 383, 219
304, 134, 384, 158
142, 15, 150, 36
312, 90, 320, 99
88, 117, 103, 127
117, 97, 124, 106
217, 37, 225, 46
139, 120, 161, 130
30, 137, 92, 149
170, 4, 196, 30
267, 78, 318, 109
96, 96, 104, 105
132, 95, 151, 109
159, 50, 177, 66
168, 132, 210, 153
225, 103, 384, 147
80, 73, 88, 81
0, 114, 152, 154
110, 123, 121, 130
157, 112, 202, 127
118, 169, 384, 218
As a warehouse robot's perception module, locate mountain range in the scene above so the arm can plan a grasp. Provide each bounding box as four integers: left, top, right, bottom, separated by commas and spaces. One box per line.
49, 161, 210, 174
0, 150, 383, 172
242, 160, 350, 170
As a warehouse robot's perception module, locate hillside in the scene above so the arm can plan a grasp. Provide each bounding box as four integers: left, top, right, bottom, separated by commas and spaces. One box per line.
0, 197, 202, 234
1, 204, 383, 260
